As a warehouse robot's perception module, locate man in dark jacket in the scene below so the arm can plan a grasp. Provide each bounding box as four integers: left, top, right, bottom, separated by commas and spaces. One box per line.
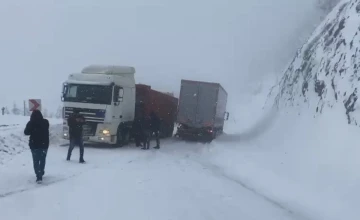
132, 116, 144, 147
67, 109, 86, 163
24, 110, 49, 183
141, 114, 152, 150
150, 111, 161, 149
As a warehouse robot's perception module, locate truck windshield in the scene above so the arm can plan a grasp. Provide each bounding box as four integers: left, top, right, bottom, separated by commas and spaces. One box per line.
63, 84, 112, 105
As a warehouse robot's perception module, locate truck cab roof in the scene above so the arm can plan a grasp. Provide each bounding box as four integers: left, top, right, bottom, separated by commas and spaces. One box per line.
65, 65, 136, 88
81, 65, 135, 75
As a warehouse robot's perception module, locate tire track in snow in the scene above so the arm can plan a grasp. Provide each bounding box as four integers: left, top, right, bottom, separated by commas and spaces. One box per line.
0, 164, 99, 199
0, 174, 80, 198
202, 163, 313, 220
157, 148, 313, 220
0, 151, 145, 200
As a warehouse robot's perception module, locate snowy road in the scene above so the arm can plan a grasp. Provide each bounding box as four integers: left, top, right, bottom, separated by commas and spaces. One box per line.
0, 139, 301, 220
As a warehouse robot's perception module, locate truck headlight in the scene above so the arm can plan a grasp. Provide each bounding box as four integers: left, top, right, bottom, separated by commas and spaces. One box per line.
101, 129, 110, 135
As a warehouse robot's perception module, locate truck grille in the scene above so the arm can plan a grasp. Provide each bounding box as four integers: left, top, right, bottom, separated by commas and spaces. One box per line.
82, 122, 97, 136
64, 107, 106, 123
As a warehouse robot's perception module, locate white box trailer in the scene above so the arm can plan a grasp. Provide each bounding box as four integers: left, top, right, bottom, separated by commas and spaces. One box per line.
175, 79, 229, 141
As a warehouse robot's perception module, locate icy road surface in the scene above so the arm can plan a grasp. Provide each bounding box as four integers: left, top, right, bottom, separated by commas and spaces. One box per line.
0, 139, 300, 220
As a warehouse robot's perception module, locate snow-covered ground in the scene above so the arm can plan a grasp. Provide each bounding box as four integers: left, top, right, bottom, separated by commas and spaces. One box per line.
1, 72, 359, 219
0, 113, 301, 220
0, 90, 358, 219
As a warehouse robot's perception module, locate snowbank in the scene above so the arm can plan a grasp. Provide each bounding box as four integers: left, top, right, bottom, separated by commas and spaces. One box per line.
214, 108, 359, 220
164, 103, 358, 219
0, 115, 62, 164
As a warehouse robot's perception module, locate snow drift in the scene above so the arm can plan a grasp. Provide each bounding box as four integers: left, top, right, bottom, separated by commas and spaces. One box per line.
0, 115, 62, 164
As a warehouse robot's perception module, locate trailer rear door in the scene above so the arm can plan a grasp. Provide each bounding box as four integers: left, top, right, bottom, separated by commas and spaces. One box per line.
177, 80, 218, 128
177, 81, 198, 126
196, 83, 218, 127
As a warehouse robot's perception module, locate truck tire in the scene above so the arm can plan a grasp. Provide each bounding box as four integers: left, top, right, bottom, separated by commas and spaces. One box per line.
117, 125, 129, 147
205, 130, 217, 143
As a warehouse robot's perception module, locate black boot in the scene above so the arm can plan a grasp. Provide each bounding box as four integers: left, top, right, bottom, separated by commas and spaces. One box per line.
36, 176, 42, 183
79, 156, 85, 163
66, 151, 71, 161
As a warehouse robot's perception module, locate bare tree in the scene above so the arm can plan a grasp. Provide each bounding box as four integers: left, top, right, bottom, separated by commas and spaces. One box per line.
11, 102, 21, 115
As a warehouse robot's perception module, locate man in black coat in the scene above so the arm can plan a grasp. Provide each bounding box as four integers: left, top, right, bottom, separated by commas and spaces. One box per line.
66, 109, 86, 163
150, 111, 161, 149
141, 114, 152, 150
24, 110, 50, 183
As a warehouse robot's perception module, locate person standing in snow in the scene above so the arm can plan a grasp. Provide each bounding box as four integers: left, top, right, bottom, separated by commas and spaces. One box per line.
24, 110, 50, 183
141, 114, 152, 150
132, 116, 144, 147
149, 111, 161, 149
66, 109, 86, 163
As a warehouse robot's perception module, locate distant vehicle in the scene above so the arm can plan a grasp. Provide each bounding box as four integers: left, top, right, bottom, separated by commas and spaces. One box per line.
61, 65, 178, 146
175, 79, 229, 141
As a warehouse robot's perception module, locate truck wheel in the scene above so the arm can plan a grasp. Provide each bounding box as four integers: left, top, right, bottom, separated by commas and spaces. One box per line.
219, 127, 224, 134
117, 126, 129, 147
206, 130, 217, 143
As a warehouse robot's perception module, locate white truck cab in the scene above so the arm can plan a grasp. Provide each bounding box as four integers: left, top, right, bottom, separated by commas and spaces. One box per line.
61, 65, 136, 145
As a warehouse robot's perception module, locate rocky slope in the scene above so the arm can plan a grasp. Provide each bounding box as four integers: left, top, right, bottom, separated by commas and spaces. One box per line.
268, 0, 360, 125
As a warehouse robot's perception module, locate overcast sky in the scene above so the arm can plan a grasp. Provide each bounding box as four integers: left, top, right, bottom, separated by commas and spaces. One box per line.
0, 0, 323, 113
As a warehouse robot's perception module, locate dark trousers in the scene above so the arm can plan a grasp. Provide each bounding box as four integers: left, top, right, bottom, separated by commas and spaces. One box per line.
141, 130, 160, 149
153, 130, 160, 147
134, 133, 143, 147
31, 149, 48, 178
67, 137, 84, 159
142, 131, 151, 149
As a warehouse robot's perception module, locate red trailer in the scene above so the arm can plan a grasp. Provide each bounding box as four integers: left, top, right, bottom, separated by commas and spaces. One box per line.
134, 84, 178, 137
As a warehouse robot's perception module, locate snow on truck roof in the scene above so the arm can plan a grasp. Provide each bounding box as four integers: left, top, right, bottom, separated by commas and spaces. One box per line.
181, 79, 228, 95
65, 80, 113, 86
66, 65, 136, 87
81, 65, 135, 75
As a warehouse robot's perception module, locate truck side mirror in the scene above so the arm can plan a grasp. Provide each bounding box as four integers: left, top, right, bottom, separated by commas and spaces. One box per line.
225, 112, 230, 120
118, 88, 124, 102
61, 84, 68, 102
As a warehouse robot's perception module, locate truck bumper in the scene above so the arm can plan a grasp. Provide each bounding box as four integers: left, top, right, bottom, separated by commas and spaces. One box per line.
63, 123, 117, 145
62, 132, 116, 145
85, 135, 115, 144
176, 126, 215, 141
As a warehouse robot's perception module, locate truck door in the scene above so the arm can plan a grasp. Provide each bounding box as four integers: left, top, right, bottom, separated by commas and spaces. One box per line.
112, 85, 124, 120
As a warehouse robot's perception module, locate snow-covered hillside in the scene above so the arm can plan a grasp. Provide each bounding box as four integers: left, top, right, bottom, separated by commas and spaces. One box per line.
269, 0, 360, 125
220, 0, 360, 219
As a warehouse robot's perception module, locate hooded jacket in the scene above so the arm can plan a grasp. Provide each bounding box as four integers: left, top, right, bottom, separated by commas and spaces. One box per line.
67, 111, 85, 138
24, 110, 50, 149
